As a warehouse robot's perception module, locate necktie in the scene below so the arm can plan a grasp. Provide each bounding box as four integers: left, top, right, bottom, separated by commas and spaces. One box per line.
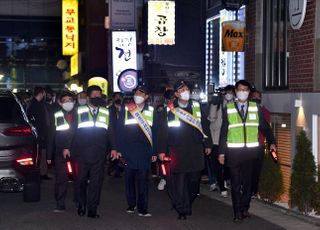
240, 105, 245, 119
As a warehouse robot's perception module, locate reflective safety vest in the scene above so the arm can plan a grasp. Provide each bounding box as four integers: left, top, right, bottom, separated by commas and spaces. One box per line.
54, 110, 70, 131
124, 106, 154, 126
168, 101, 201, 127
227, 101, 259, 148
77, 105, 109, 130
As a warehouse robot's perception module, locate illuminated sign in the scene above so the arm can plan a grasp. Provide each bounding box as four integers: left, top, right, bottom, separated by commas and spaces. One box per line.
62, 0, 79, 56
222, 20, 245, 52
118, 69, 138, 92
88, 77, 108, 96
70, 53, 80, 76
148, 1, 175, 45
112, 31, 137, 92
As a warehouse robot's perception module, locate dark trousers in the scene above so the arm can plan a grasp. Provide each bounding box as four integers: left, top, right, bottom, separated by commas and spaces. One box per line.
125, 168, 149, 213
75, 159, 105, 212
168, 171, 201, 216
251, 146, 265, 195
54, 156, 68, 208
210, 145, 227, 191
227, 147, 258, 215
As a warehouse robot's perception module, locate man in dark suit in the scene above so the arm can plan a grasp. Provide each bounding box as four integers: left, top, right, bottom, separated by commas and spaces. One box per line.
115, 85, 157, 217
218, 80, 276, 223
157, 80, 212, 220
69, 85, 117, 218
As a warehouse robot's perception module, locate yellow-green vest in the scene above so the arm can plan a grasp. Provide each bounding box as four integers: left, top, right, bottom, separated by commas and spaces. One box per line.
168, 101, 201, 127
54, 110, 70, 131
77, 105, 109, 130
124, 105, 154, 126
227, 101, 259, 148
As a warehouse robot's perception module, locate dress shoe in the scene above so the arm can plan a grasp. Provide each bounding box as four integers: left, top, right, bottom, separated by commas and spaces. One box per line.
41, 175, 52, 180
77, 205, 86, 216
177, 214, 187, 220
241, 210, 251, 219
87, 211, 100, 218
233, 212, 243, 223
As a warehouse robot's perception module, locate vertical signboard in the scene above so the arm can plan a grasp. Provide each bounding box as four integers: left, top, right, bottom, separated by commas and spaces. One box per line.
148, 1, 175, 45
110, 0, 135, 30
112, 31, 137, 92
62, 0, 79, 56
219, 8, 245, 86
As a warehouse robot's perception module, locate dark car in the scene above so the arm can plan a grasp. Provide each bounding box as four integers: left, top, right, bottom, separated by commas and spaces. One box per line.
0, 91, 40, 202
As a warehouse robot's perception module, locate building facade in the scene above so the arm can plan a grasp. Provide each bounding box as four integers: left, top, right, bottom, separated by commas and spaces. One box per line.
206, 0, 320, 203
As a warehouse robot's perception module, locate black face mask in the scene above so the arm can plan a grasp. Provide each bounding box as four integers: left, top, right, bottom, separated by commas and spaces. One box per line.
90, 97, 106, 107
114, 99, 122, 105
252, 98, 261, 104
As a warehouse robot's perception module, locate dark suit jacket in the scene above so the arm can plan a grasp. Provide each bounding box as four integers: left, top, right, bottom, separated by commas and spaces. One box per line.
157, 100, 212, 173
219, 101, 276, 157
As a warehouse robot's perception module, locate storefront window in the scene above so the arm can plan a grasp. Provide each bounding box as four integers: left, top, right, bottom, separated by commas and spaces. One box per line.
263, 0, 288, 90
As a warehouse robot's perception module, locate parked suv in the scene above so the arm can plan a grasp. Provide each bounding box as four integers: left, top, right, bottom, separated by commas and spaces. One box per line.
0, 91, 40, 202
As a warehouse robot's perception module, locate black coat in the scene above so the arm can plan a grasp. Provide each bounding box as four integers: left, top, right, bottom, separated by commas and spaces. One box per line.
116, 103, 158, 170
157, 100, 212, 173
27, 98, 50, 145
218, 101, 276, 166
71, 106, 116, 164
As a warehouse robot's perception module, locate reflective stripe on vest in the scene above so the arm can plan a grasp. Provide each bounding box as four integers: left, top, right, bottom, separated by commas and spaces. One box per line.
168, 101, 201, 127
227, 101, 259, 148
77, 105, 109, 130
124, 106, 154, 126
54, 111, 70, 131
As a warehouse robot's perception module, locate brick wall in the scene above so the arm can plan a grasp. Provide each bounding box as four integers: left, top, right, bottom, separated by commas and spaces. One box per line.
288, 0, 316, 92
244, 0, 256, 85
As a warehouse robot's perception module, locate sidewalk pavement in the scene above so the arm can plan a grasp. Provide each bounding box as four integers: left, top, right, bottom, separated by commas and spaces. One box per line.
200, 185, 320, 230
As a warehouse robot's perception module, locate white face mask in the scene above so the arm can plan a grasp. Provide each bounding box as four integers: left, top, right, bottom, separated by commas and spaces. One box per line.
62, 102, 74, 112
224, 93, 234, 101
191, 93, 200, 100
180, 91, 190, 101
236, 91, 249, 101
134, 95, 145, 104
78, 98, 87, 105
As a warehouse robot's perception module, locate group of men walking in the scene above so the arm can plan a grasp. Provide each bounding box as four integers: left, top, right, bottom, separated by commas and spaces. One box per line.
40, 79, 276, 223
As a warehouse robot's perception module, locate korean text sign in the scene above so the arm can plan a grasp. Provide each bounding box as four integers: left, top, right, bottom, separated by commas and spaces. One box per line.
62, 0, 79, 56
112, 31, 137, 92
148, 1, 175, 45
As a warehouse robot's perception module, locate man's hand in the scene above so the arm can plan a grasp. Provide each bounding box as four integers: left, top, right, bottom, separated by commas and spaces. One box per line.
47, 160, 52, 165
158, 153, 166, 161
151, 156, 157, 162
111, 150, 121, 161
270, 144, 277, 153
63, 149, 71, 159
218, 154, 225, 165
205, 148, 212, 155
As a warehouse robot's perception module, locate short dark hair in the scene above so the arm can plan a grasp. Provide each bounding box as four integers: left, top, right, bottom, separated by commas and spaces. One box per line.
224, 85, 235, 92
33, 86, 45, 96
86, 85, 102, 97
235, 80, 251, 90
112, 92, 123, 98
59, 91, 75, 102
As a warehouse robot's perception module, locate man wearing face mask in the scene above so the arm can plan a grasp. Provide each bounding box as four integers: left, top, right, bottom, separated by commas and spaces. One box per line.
77, 91, 87, 106
69, 85, 117, 218
115, 85, 157, 217
27, 86, 51, 180
47, 91, 77, 212
207, 85, 235, 197
218, 80, 276, 223
157, 80, 212, 220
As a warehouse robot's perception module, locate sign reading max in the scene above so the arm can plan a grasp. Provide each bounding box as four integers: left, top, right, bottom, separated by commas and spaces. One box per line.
289, 0, 307, 30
